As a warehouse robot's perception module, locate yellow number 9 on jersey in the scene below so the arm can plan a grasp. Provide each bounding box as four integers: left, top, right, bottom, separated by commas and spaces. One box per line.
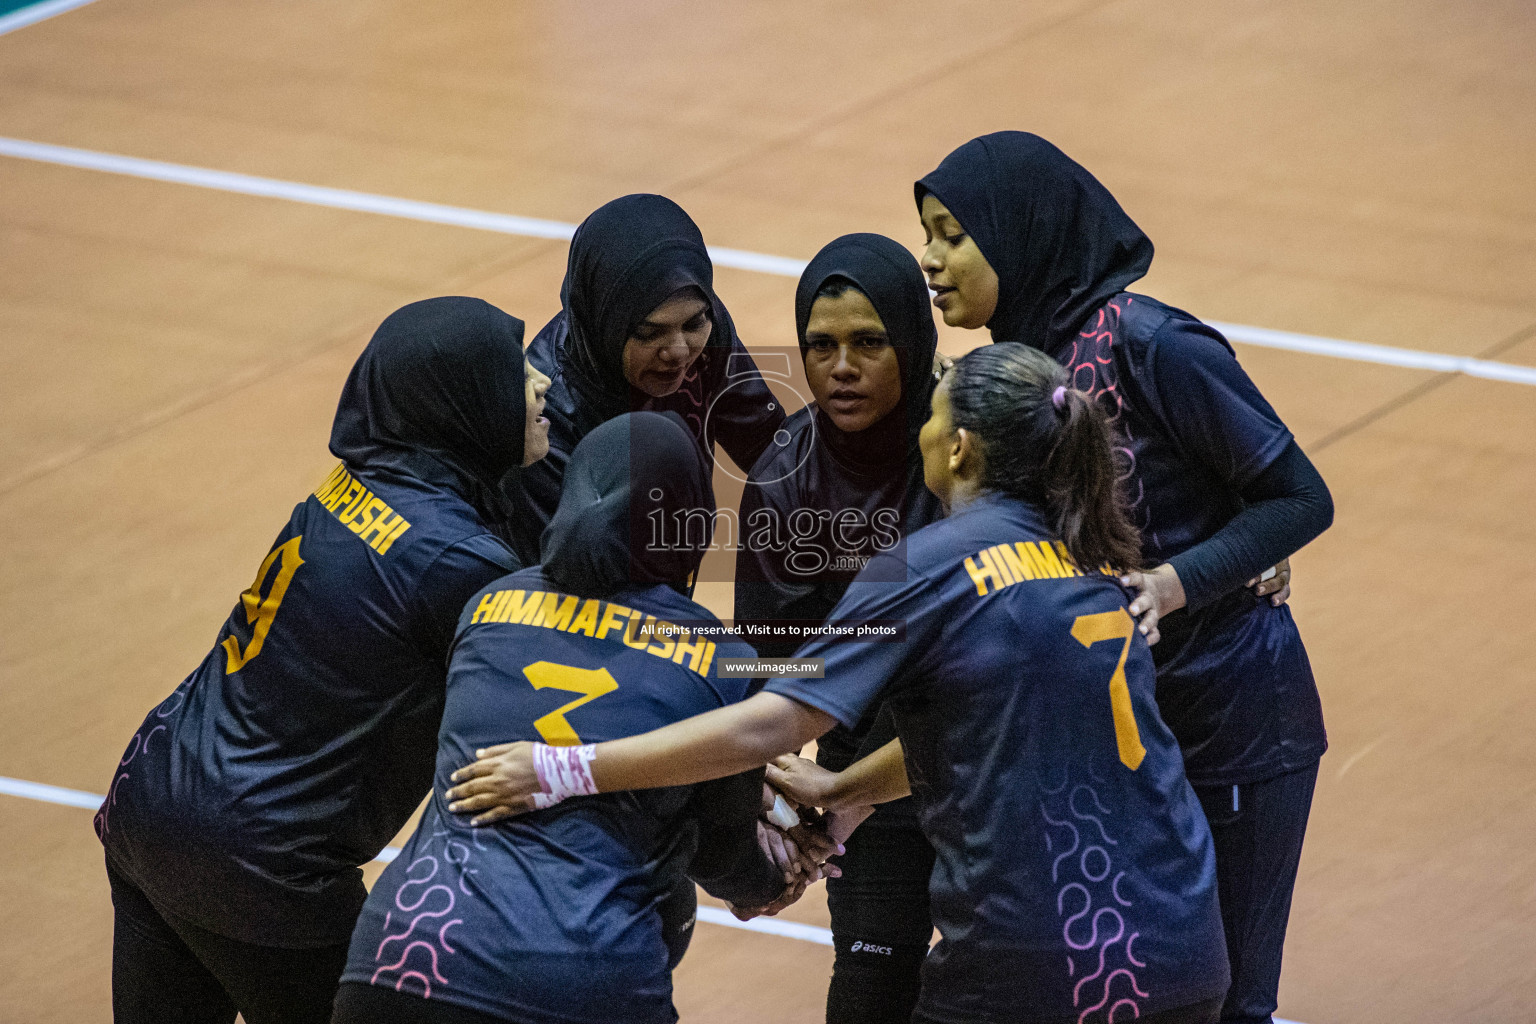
522, 661, 620, 746
222, 536, 305, 674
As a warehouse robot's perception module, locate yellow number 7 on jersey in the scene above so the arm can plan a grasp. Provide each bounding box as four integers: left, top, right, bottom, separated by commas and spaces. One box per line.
522, 661, 620, 746
1071, 608, 1147, 771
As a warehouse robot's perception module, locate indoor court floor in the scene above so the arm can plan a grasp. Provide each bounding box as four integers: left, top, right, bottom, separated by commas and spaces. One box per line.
2, 1, 1534, 1022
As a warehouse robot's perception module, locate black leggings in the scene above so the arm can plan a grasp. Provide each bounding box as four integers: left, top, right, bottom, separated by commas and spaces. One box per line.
823, 818, 935, 1024
333, 983, 513, 1024
107, 858, 350, 1024
1194, 762, 1319, 1024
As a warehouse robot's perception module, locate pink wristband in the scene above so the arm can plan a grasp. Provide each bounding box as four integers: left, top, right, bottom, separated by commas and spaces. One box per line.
529, 743, 598, 809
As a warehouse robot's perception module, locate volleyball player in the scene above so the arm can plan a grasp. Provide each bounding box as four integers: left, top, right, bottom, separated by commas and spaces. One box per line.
94, 297, 549, 1024
333, 411, 796, 1024
446, 345, 1232, 1024
735, 233, 942, 1023
503, 193, 787, 564
914, 131, 1334, 1024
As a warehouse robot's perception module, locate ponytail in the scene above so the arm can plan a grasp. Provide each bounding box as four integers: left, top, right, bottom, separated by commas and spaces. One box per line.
947, 346, 1141, 573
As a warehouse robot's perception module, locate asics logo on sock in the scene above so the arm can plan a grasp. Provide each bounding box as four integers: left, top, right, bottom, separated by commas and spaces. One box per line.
848, 941, 893, 955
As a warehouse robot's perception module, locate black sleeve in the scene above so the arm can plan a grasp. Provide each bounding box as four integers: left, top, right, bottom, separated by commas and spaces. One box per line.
412, 534, 521, 660
1166, 440, 1334, 611
683, 766, 784, 908
708, 336, 788, 476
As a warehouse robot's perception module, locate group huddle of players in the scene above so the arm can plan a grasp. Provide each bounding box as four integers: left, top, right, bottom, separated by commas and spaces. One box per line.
93, 133, 1333, 1024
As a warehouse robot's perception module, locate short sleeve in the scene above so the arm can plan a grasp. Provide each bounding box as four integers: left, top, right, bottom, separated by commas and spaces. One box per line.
414, 534, 520, 659
764, 555, 941, 729
1146, 319, 1293, 489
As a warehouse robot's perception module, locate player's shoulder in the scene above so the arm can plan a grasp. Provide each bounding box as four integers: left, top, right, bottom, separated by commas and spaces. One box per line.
904, 496, 1046, 563
1120, 293, 1235, 361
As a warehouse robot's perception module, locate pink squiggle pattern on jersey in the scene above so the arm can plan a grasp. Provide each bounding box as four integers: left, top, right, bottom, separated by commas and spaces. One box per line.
1043, 771, 1148, 1023
1081, 846, 1111, 882
1073, 920, 1127, 1007
389, 969, 433, 998
1041, 804, 1081, 882
1066, 906, 1127, 953
93, 771, 130, 837
140, 725, 165, 755
1109, 998, 1142, 1021
370, 833, 480, 1001
155, 680, 191, 718
97, 679, 191, 837
1070, 785, 1118, 846
1062, 299, 1150, 536
1079, 969, 1152, 1024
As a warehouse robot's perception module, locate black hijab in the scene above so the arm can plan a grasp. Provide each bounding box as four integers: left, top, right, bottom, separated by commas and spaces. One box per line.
915, 131, 1154, 356
734, 234, 944, 671
541, 411, 714, 598
794, 233, 939, 467
330, 296, 527, 521
554, 193, 738, 432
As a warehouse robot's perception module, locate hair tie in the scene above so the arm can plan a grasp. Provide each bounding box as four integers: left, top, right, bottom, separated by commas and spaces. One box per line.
1051, 385, 1069, 415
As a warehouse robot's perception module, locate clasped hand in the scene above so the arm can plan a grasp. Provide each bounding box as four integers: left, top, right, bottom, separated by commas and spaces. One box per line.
447, 741, 540, 825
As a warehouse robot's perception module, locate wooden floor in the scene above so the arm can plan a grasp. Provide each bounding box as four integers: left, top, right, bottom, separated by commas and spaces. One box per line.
2, 1, 1534, 1021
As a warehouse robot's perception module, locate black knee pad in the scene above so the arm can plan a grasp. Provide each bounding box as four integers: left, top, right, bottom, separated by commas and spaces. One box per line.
826, 936, 928, 1024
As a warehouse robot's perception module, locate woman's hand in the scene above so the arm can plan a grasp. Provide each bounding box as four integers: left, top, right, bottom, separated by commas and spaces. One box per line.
1247, 557, 1292, 607
755, 819, 842, 883
756, 820, 805, 883
1119, 563, 1187, 646
730, 876, 810, 921
447, 741, 540, 825
822, 804, 875, 847
766, 754, 842, 810
787, 816, 844, 878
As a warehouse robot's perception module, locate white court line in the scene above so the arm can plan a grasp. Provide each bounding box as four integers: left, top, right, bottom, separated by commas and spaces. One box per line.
0, 774, 1319, 1020
0, 0, 101, 37
1209, 321, 1536, 387
695, 905, 835, 946
0, 774, 107, 810
1, 134, 1531, 388
0, 775, 838, 946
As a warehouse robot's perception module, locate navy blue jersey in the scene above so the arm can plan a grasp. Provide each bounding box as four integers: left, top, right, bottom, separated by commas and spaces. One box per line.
767, 495, 1227, 1023
342, 568, 776, 1024
1059, 294, 1326, 784
95, 463, 517, 946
